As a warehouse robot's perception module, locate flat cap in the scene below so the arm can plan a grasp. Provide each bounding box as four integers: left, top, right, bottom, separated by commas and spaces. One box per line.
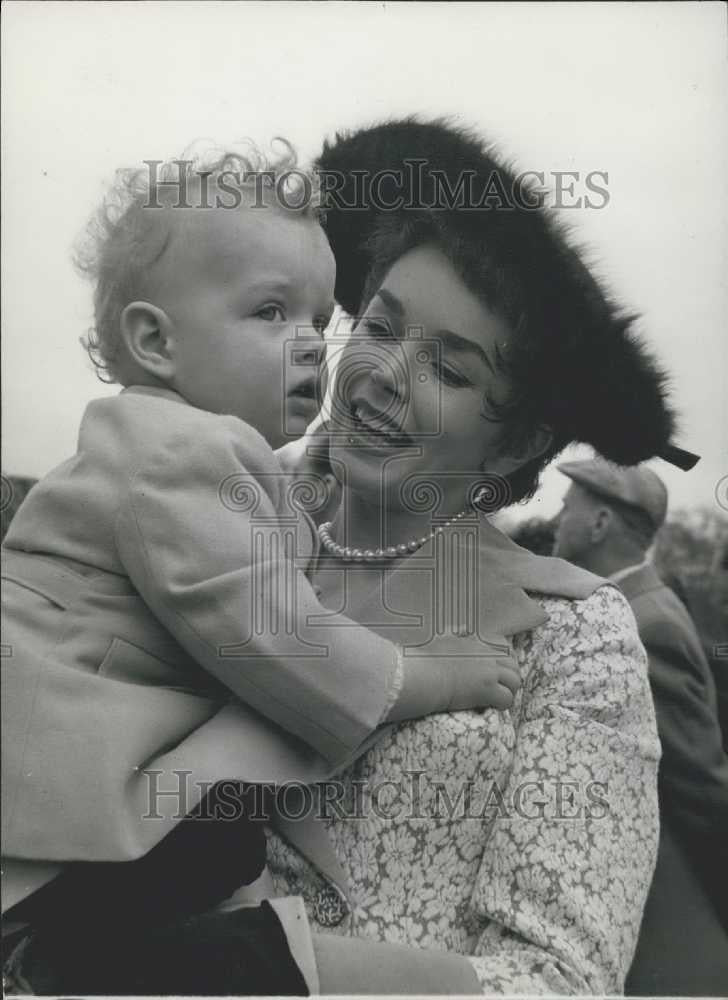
558, 459, 668, 530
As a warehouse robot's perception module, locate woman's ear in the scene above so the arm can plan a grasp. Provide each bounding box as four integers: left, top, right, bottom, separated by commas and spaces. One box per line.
120, 301, 176, 381
488, 424, 553, 478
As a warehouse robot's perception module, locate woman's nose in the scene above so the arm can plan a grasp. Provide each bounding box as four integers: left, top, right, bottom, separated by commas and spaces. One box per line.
331, 338, 410, 424
369, 360, 395, 396
363, 342, 408, 400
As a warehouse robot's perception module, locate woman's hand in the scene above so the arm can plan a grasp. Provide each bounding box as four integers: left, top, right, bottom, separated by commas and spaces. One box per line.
311, 932, 480, 995
386, 638, 521, 723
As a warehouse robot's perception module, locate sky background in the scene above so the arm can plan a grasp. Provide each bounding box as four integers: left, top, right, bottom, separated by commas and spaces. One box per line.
2, 1, 726, 523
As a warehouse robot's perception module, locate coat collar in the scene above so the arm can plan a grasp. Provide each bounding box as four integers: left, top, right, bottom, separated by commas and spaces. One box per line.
614, 561, 664, 602
122, 385, 191, 407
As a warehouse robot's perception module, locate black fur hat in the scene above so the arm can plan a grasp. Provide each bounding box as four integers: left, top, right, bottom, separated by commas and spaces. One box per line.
315, 117, 698, 475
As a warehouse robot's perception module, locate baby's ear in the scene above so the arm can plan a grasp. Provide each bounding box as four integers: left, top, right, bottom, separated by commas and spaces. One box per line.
120, 302, 175, 380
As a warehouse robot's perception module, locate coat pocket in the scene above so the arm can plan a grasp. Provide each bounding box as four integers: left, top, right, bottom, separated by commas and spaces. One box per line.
98, 636, 194, 691
2, 573, 69, 610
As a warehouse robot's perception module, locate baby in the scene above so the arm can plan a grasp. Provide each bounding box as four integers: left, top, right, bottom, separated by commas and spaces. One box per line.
1, 145, 519, 992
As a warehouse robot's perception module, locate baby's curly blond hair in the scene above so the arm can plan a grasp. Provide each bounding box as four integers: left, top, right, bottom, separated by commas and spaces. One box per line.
74, 140, 320, 382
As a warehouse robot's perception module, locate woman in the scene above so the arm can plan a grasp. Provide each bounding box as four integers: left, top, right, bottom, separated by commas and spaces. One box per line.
270, 119, 698, 994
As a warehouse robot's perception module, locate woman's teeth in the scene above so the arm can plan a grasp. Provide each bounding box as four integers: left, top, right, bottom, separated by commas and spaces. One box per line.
351, 406, 407, 446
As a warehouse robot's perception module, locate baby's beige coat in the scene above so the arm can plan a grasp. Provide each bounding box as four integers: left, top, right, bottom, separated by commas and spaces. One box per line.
1, 386, 609, 915
2, 387, 401, 909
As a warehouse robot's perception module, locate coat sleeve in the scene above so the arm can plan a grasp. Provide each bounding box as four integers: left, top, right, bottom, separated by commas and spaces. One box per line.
638, 601, 728, 839
465, 586, 660, 994
114, 417, 401, 770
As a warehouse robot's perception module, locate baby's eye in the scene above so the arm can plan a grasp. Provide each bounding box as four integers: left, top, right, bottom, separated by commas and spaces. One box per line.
255, 304, 286, 322
312, 314, 332, 337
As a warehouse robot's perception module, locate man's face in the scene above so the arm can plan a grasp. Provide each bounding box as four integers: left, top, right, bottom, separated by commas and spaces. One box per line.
150, 206, 335, 448
552, 483, 599, 564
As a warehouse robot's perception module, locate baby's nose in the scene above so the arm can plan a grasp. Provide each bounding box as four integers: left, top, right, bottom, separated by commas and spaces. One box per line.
297, 345, 324, 366
289, 338, 325, 368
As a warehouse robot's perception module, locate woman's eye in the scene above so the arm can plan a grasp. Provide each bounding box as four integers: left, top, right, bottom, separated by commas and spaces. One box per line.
433, 362, 471, 388
255, 304, 286, 322
361, 317, 393, 339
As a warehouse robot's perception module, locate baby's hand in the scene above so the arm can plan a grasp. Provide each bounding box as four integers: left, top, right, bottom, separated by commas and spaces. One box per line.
386, 636, 521, 722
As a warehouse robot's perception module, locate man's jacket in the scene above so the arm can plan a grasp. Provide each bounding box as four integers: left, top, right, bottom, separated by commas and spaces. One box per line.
622, 563, 728, 994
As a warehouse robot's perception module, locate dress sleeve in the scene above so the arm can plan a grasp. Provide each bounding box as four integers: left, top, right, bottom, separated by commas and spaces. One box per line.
466, 586, 660, 994
113, 416, 401, 769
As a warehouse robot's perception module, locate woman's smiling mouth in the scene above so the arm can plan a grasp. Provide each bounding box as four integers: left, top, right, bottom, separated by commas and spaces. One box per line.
348, 404, 414, 449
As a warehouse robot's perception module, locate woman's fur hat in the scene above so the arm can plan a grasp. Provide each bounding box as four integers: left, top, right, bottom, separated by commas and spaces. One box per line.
315, 117, 697, 471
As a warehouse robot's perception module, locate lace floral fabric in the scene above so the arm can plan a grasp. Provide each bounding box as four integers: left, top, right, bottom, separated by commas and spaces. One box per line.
267, 585, 660, 994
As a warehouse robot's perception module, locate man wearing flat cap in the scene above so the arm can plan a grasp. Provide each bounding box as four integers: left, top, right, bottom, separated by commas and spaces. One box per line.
554, 459, 728, 995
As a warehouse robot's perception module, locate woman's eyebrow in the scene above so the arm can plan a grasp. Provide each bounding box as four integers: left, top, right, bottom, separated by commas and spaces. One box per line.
374, 288, 405, 317
437, 328, 495, 374
374, 289, 496, 372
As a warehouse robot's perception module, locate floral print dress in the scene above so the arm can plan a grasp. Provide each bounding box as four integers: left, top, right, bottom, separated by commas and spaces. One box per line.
267, 585, 660, 994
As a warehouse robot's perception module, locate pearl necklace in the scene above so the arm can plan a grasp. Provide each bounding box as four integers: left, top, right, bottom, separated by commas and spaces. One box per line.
317, 507, 476, 562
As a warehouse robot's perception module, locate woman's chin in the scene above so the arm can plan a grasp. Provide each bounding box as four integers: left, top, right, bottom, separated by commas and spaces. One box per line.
330, 439, 420, 499
282, 412, 314, 443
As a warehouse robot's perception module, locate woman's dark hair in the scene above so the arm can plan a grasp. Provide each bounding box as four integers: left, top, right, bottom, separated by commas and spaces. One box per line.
316, 118, 679, 504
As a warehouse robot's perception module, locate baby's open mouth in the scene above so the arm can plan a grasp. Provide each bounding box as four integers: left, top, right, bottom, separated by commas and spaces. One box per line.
289, 380, 319, 403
